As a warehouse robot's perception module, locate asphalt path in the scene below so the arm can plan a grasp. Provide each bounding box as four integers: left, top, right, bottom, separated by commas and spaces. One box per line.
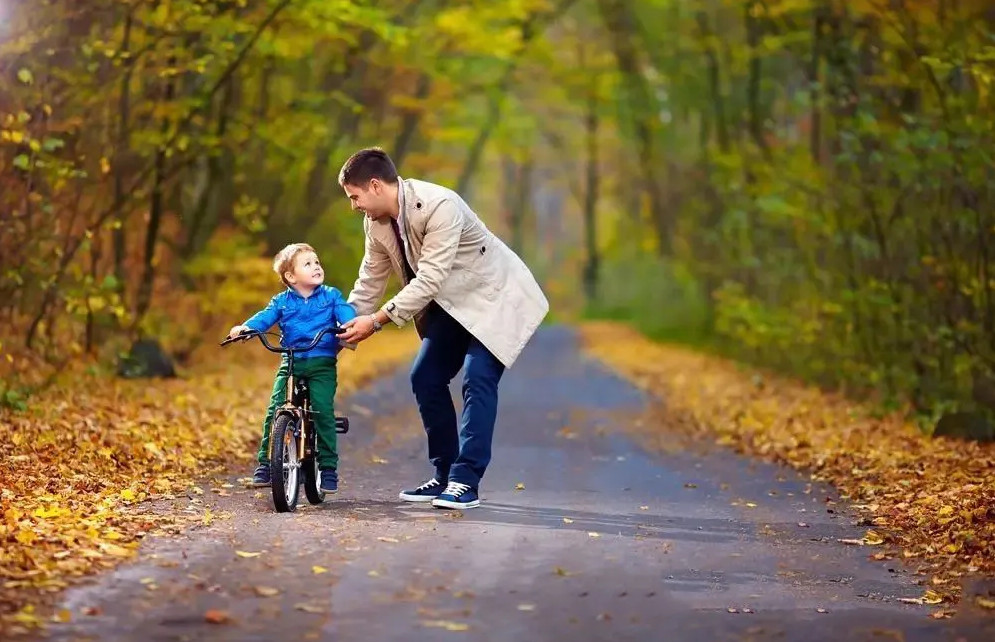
42, 327, 993, 641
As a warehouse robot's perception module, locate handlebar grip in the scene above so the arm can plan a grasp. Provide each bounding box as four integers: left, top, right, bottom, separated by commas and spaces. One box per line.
219, 331, 257, 347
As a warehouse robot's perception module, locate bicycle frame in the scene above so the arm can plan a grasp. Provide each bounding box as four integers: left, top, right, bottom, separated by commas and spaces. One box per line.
220, 325, 346, 462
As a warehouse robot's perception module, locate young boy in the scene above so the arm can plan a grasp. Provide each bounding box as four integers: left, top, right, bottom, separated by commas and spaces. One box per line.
228, 243, 356, 492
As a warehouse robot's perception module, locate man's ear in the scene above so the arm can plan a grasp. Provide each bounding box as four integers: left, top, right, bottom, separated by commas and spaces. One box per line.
369, 178, 382, 194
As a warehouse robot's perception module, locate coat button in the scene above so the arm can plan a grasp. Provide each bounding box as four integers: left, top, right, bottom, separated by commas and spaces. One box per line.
416, 201, 422, 209
480, 246, 486, 254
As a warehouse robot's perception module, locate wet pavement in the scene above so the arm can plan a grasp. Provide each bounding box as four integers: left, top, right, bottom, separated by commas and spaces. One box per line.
42, 326, 994, 641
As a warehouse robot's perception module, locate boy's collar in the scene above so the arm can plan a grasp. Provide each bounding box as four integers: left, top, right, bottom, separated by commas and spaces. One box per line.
286, 285, 320, 299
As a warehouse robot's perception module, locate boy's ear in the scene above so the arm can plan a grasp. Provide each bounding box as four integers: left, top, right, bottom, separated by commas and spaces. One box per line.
283, 270, 296, 284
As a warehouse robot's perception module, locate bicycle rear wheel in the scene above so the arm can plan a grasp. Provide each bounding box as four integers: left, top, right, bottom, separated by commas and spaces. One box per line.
270, 414, 300, 513
303, 455, 325, 505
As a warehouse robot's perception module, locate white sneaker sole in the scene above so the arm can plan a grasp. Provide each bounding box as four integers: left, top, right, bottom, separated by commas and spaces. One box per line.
399, 492, 438, 502
431, 497, 480, 510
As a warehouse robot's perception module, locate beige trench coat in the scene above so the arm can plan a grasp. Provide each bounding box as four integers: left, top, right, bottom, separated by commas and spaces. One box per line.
346, 178, 549, 368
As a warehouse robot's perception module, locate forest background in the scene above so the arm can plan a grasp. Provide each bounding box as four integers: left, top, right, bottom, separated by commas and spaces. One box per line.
2, 0, 995, 428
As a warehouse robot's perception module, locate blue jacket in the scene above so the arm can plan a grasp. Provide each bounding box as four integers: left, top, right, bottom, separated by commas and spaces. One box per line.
244, 285, 357, 359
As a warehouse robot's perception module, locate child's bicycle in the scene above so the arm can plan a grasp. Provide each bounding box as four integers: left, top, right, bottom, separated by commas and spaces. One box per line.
220, 326, 350, 513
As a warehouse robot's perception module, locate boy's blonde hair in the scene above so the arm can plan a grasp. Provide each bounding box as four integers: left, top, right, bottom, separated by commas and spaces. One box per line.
273, 243, 317, 287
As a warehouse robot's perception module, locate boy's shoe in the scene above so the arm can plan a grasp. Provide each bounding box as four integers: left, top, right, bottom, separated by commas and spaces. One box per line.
320, 469, 339, 494
431, 482, 480, 510
398, 477, 445, 502
251, 463, 271, 487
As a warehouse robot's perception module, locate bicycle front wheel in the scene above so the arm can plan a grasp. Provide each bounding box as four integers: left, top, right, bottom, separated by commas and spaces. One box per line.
270, 414, 300, 513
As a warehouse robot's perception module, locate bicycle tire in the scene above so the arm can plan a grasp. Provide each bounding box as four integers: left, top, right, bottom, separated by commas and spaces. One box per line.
270, 414, 300, 513
303, 456, 325, 505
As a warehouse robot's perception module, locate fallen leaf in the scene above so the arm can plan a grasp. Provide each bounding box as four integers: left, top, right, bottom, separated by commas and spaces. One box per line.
816, 608, 828, 614
421, 619, 469, 631
517, 604, 536, 611
554, 566, 573, 576
640, 506, 649, 511
921, 589, 943, 605
294, 603, 325, 614
377, 537, 399, 543
254, 586, 280, 597
312, 565, 328, 575
975, 596, 995, 609
204, 610, 230, 624
863, 530, 885, 545
588, 532, 600, 538
563, 518, 574, 524
727, 607, 739, 613
515, 482, 526, 491
235, 550, 261, 558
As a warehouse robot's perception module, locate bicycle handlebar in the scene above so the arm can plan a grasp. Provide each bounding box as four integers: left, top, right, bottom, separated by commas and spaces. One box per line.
219, 326, 346, 353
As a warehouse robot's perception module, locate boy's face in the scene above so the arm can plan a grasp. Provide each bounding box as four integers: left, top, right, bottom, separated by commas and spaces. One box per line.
343, 179, 391, 220
285, 251, 324, 289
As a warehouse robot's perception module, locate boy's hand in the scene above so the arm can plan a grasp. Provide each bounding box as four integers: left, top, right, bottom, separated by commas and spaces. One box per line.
227, 324, 251, 339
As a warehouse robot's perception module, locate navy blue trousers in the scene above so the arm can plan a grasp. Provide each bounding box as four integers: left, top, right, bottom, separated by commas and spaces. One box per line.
409, 306, 505, 487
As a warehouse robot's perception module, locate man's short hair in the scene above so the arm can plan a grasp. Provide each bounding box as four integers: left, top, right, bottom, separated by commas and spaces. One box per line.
338, 147, 399, 186
273, 242, 316, 287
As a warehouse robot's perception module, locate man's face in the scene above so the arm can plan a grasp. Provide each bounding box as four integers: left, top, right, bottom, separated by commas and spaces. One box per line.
343, 180, 390, 220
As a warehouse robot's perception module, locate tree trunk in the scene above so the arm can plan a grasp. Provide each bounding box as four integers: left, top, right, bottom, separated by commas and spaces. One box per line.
696, 11, 730, 153
582, 82, 600, 301
599, 0, 671, 254
182, 75, 236, 259
456, 0, 576, 195
392, 72, 432, 167
113, 9, 134, 289
745, 1, 770, 158
809, 5, 824, 162
134, 59, 177, 326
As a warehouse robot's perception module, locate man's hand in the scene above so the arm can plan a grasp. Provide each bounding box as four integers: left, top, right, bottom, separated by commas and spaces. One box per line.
340, 315, 377, 344
227, 324, 251, 339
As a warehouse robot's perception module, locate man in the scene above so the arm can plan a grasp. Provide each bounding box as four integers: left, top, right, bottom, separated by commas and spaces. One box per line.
338, 147, 549, 509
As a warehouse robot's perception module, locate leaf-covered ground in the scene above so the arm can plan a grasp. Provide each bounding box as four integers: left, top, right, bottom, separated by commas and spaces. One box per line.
0, 330, 418, 635
580, 322, 995, 612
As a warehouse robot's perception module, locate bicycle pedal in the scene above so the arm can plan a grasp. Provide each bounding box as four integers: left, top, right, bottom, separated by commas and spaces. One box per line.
335, 416, 349, 434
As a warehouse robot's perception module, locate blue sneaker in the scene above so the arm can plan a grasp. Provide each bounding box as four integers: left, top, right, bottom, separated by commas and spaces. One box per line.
251, 463, 271, 487
399, 477, 445, 502
431, 482, 480, 510
320, 469, 339, 494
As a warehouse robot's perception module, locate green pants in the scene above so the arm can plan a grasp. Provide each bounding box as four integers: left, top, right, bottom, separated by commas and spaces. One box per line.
257, 355, 339, 470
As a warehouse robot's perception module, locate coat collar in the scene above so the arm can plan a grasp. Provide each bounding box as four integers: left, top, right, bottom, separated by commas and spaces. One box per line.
399, 177, 424, 219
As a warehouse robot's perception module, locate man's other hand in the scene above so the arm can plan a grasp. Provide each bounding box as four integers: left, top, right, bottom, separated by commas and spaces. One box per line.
340, 315, 376, 344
